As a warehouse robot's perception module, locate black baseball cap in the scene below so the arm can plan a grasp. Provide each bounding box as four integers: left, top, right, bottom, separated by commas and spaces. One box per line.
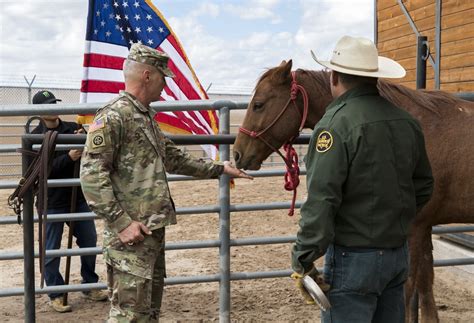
32, 90, 62, 104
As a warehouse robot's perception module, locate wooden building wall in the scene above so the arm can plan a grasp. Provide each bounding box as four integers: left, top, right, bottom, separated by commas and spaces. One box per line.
377, 0, 474, 92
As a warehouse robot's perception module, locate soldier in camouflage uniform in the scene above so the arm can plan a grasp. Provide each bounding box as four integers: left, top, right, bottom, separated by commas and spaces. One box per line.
80, 44, 251, 322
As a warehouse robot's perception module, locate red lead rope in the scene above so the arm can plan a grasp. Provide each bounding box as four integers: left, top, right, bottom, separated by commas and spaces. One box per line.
283, 143, 300, 216
283, 74, 308, 216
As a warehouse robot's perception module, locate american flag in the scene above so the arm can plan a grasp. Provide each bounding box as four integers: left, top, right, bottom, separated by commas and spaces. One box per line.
81, 0, 219, 159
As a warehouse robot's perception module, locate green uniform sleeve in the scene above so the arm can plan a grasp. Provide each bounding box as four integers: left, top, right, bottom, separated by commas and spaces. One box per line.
413, 128, 434, 211
80, 111, 133, 234
163, 137, 224, 178
292, 128, 349, 274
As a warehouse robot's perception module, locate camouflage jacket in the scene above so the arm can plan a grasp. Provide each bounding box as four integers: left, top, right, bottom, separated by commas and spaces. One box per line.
80, 91, 223, 241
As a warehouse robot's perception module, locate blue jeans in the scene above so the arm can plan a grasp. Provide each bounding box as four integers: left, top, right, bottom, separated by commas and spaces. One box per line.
44, 200, 99, 299
321, 243, 409, 323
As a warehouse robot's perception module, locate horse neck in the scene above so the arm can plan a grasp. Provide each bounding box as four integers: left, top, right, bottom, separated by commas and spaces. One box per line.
295, 70, 334, 129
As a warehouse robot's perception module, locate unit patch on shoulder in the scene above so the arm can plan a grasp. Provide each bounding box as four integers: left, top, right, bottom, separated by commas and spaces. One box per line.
91, 131, 106, 148
316, 131, 333, 153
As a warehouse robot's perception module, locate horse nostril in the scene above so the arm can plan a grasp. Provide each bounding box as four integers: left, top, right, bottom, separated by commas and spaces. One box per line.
234, 150, 241, 163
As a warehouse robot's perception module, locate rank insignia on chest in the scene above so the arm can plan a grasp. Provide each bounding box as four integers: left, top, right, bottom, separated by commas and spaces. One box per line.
91, 131, 106, 148
316, 131, 333, 153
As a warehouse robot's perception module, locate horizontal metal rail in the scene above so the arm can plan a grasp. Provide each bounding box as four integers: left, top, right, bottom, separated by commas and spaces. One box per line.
0, 144, 84, 153
0, 100, 248, 116
0, 145, 21, 153
1, 93, 471, 118
18, 133, 311, 145
0, 173, 21, 177
0, 134, 22, 138
458, 92, 474, 101
2, 226, 473, 261
0, 236, 297, 261
0, 201, 305, 224
0, 270, 295, 297
432, 226, 474, 234
0, 168, 308, 189
0, 124, 32, 127
1, 255, 473, 298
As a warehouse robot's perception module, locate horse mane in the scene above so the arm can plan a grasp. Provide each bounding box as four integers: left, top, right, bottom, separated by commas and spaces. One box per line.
377, 80, 467, 117
298, 69, 331, 96
257, 67, 331, 95
306, 70, 467, 117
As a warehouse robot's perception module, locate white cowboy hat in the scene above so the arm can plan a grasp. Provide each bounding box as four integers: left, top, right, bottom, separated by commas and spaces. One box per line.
311, 36, 406, 79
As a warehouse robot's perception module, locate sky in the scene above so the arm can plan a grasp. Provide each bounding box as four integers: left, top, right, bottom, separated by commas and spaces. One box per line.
0, 0, 374, 91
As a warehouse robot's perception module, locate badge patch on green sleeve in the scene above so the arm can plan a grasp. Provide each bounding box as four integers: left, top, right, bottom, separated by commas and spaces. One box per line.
316, 131, 333, 153
91, 131, 106, 148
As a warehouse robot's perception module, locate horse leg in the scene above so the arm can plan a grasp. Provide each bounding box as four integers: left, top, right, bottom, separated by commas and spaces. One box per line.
406, 225, 422, 323
405, 276, 417, 323
416, 227, 439, 323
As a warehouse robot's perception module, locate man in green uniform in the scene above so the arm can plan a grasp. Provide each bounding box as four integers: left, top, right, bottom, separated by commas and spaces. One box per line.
291, 36, 434, 322
80, 43, 252, 322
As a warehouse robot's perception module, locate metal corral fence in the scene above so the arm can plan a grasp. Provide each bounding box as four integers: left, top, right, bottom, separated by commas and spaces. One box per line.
0, 83, 306, 180
0, 100, 473, 323
0, 122, 308, 180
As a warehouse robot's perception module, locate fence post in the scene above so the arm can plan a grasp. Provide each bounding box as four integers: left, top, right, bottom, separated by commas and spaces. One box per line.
22, 137, 36, 322
411, 34, 429, 323
218, 105, 231, 323
416, 36, 428, 90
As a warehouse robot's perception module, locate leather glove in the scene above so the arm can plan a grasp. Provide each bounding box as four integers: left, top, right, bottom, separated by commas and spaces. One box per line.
291, 266, 330, 305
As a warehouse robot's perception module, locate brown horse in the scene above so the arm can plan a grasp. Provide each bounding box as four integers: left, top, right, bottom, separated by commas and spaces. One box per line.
233, 60, 474, 323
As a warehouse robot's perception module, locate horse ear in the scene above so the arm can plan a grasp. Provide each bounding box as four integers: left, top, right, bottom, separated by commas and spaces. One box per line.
273, 59, 292, 84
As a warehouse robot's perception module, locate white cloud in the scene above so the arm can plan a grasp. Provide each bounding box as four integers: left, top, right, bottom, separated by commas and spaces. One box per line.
223, 0, 281, 24
239, 32, 272, 48
192, 2, 220, 18
292, 0, 374, 71
256, 0, 281, 7
0, 1, 87, 81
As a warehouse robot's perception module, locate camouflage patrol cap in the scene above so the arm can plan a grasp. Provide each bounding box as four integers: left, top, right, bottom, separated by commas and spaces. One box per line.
127, 43, 175, 78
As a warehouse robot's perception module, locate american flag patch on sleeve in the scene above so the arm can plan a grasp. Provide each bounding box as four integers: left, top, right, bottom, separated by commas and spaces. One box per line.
88, 117, 105, 133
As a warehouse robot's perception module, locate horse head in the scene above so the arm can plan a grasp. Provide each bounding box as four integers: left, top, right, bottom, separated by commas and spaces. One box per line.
234, 60, 307, 170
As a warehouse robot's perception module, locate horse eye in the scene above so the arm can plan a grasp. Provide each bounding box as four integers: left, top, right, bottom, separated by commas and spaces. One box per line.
253, 102, 264, 111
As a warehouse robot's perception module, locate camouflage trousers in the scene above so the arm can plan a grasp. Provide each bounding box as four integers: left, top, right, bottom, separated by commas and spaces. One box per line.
106, 228, 166, 323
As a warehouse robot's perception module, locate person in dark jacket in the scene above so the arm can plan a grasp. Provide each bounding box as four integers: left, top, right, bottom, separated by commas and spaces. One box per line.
31, 90, 107, 313
291, 36, 434, 322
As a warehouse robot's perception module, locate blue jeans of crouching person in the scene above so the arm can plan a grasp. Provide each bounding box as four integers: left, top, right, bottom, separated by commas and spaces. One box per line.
44, 200, 99, 299
321, 243, 409, 323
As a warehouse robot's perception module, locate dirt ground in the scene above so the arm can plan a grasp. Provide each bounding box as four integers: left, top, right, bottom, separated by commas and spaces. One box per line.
0, 176, 473, 322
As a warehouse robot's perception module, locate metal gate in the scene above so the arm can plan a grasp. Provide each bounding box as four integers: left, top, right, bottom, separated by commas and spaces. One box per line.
0, 100, 473, 323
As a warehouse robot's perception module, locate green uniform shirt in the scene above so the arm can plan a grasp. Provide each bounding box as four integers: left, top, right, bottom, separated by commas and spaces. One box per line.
292, 84, 434, 274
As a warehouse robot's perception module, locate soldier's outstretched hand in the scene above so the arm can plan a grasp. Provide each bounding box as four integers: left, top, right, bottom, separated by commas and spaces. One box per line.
223, 161, 253, 180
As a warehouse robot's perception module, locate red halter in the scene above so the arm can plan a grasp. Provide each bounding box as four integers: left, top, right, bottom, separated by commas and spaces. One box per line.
239, 71, 309, 216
